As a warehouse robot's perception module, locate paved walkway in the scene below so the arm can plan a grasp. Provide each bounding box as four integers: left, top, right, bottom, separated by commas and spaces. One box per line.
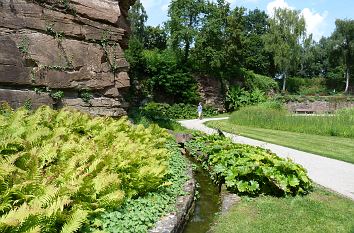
179, 118, 354, 201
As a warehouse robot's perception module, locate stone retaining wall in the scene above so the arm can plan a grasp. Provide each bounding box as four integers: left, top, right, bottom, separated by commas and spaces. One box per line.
287, 100, 354, 113
0, 0, 135, 116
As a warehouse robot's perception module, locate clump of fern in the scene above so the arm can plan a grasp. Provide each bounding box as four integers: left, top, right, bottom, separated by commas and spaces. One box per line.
0, 106, 170, 232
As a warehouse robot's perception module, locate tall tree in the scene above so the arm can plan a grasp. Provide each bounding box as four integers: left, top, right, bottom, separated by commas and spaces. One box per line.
243, 9, 273, 76
167, 0, 205, 64
143, 25, 168, 50
332, 19, 354, 93
264, 8, 306, 91
192, 0, 245, 79
128, 0, 148, 43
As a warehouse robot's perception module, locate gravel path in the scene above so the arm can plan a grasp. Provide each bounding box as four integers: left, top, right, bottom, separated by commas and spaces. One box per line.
179, 117, 354, 201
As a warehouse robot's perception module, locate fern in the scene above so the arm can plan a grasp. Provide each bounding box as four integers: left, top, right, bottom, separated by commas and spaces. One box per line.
60, 209, 88, 233
0, 106, 171, 232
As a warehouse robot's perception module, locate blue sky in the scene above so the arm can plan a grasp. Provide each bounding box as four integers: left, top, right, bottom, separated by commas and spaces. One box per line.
141, 0, 354, 41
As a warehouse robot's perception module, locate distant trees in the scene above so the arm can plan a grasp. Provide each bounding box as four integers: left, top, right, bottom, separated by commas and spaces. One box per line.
167, 0, 205, 64
243, 9, 273, 76
332, 19, 354, 93
264, 8, 306, 91
127, 0, 354, 101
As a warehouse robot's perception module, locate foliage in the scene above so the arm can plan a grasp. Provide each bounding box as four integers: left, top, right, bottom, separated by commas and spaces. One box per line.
272, 94, 354, 103
229, 104, 354, 138
128, 108, 190, 133
141, 102, 218, 120
144, 26, 167, 50
225, 86, 266, 111
186, 134, 312, 196
79, 90, 93, 103
192, 1, 245, 79
0, 107, 171, 232
143, 50, 200, 103
206, 119, 354, 164
243, 9, 273, 76
97, 141, 188, 233
242, 69, 278, 93
128, 0, 148, 43
286, 77, 327, 95
167, 0, 205, 63
264, 8, 306, 91
50, 90, 65, 101
17, 36, 30, 56
332, 19, 354, 93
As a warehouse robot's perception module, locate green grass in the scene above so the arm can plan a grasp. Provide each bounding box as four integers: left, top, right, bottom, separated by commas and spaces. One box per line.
206, 120, 354, 164
212, 187, 354, 233
229, 105, 354, 138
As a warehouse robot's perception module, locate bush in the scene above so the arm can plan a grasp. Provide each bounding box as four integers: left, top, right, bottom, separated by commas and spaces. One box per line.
286, 77, 327, 95
141, 102, 219, 120
242, 69, 279, 93
0, 106, 173, 232
225, 86, 267, 111
143, 50, 200, 103
186, 134, 312, 196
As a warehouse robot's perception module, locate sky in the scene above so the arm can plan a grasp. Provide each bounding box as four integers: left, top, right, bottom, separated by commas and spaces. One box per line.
140, 0, 354, 41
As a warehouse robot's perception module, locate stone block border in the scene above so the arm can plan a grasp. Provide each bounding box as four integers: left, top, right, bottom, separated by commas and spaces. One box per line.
149, 159, 196, 233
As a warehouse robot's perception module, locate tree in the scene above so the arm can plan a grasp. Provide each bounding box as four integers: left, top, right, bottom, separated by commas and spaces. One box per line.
144, 25, 167, 50
264, 8, 306, 91
167, 0, 205, 64
192, 0, 245, 79
128, 0, 148, 43
332, 19, 354, 93
243, 9, 273, 76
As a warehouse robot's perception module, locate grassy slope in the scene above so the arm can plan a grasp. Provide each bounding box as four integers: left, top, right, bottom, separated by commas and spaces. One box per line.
206, 120, 354, 164
213, 187, 354, 233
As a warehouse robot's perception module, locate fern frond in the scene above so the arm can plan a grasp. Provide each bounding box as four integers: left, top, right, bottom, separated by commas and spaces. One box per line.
60, 209, 88, 233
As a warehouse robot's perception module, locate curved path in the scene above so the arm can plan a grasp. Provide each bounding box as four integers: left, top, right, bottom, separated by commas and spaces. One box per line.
179, 117, 354, 201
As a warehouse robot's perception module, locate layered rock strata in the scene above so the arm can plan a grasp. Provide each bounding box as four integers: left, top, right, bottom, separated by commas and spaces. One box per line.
0, 0, 134, 116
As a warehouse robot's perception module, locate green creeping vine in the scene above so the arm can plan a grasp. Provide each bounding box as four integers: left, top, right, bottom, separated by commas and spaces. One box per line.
186, 134, 312, 196
0, 106, 173, 232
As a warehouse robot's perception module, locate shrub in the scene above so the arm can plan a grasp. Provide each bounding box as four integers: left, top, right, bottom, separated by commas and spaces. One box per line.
225, 86, 266, 111
0, 106, 171, 232
143, 50, 200, 103
286, 77, 326, 95
186, 134, 312, 196
242, 69, 279, 93
141, 102, 219, 120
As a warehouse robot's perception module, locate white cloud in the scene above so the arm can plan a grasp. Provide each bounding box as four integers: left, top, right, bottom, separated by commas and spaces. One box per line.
161, 3, 169, 12
301, 8, 327, 41
266, 0, 327, 41
266, 0, 293, 17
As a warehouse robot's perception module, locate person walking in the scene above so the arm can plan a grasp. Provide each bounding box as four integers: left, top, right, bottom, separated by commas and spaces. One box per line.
197, 102, 203, 120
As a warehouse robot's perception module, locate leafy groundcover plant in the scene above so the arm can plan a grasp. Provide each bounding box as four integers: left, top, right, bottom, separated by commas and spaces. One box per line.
0, 106, 188, 233
186, 134, 312, 196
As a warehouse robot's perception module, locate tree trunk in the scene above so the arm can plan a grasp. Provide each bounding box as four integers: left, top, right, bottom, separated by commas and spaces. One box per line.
344, 68, 350, 93
282, 73, 287, 92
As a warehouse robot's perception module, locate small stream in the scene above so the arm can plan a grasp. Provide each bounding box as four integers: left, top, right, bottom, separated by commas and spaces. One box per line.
183, 162, 221, 233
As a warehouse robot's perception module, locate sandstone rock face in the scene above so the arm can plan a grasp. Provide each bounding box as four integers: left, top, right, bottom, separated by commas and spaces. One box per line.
196, 76, 225, 111
0, 0, 135, 117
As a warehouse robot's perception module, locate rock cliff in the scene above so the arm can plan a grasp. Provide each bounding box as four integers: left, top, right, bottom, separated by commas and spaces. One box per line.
0, 0, 135, 116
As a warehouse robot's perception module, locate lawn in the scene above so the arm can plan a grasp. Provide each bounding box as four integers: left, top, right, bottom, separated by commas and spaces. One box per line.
228, 105, 354, 138
212, 187, 354, 233
206, 120, 354, 164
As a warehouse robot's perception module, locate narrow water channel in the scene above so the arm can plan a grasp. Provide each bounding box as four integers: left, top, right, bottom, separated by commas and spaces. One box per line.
183, 162, 221, 233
